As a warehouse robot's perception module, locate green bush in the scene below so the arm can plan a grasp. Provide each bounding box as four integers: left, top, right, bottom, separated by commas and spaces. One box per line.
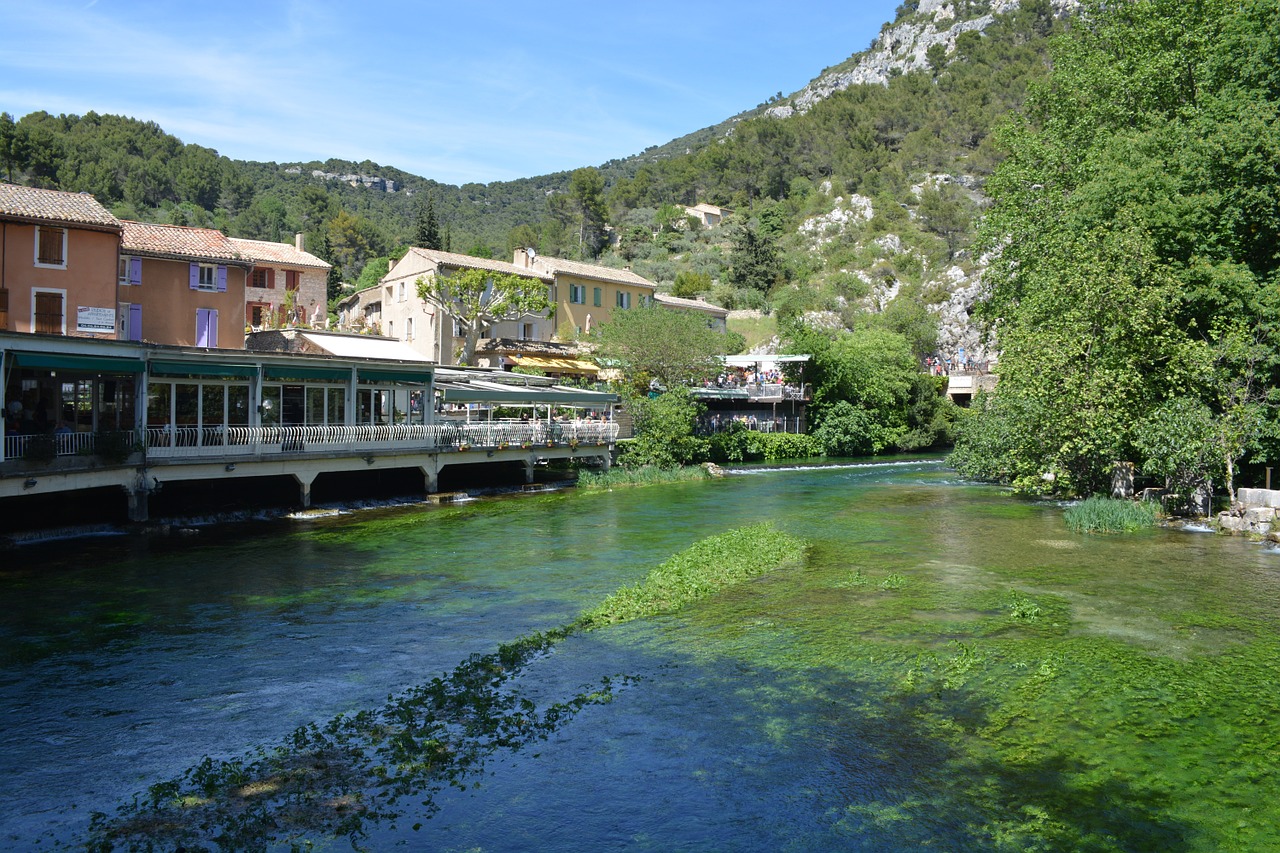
709, 428, 823, 462
1064, 497, 1160, 534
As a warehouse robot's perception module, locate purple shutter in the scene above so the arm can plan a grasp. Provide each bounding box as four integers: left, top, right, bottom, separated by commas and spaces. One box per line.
129, 257, 142, 285
128, 304, 142, 341
196, 309, 209, 346
208, 309, 219, 346
216, 265, 227, 293
189, 263, 199, 290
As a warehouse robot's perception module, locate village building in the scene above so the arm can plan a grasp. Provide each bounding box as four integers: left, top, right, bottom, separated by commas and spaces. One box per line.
119, 221, 252, 348
683, 202, 733, 228
0, 184, 123, 339
653, 292, 729, 333
511, 248, 657, 339
229, 234, 331, 331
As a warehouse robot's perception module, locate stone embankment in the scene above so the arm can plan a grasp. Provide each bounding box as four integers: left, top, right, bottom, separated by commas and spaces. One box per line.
1216, 488, 1280, 538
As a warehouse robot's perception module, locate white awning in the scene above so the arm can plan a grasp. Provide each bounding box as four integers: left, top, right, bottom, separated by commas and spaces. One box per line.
300, 332, 429, 361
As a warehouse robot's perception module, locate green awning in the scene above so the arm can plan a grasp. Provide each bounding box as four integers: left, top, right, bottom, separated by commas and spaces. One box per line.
149, 360, 259, 379
9, 352, 146, 374
357, 367, 433, 384
263, 364, 353, 382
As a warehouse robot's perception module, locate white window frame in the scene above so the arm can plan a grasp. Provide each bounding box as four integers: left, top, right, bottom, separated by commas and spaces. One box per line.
31, 287, 68, 334
570, 284, 586, 304
196, 264, 218, 291
406, 317, 415, 340
34, 226, 68, 270
616, 291, 632, 309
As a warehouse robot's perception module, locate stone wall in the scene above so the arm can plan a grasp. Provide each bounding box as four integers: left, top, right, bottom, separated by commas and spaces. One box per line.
1217, 488, 1280, 536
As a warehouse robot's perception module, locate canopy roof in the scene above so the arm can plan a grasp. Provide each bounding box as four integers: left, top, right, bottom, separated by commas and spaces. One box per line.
721, 354, 810, 367
437, 379, 616, 406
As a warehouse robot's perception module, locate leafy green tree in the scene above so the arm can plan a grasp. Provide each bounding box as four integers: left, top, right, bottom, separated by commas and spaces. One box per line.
0, 112, 27, 181
954, 0, 1280, 496
672, 270, 712, 299
414, 194, 441, 249
567, 167, 608, 258
725, 222, 783, 295
593, 303, 733, 390
619, 386, 709, 469
416, 267, 549, 365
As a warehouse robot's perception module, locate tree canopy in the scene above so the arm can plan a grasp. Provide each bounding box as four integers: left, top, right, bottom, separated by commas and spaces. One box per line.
952, 0, 1280, 495
592, 304, 733, 390
416, 268, 550, 365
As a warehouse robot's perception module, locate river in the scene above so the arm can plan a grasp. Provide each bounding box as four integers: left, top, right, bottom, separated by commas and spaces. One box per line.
2, 459, 1279, 851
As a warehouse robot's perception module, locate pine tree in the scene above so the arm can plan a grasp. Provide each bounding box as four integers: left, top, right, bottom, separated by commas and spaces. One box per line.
414, 195, 441, 250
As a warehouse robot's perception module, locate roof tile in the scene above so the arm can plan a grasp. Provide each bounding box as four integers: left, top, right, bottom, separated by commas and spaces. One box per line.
0, 183, 121, 229
228, 237, 332, 270
121, 221, 245, 264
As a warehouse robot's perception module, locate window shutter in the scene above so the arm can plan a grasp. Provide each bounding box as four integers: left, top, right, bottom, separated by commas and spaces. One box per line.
196, 309, 208, 346
129, 304, 142, 341
189, 263, 199, 290
129, 257, 143, 285
216, 266, 227, 292
267, 268, 275, 289
209, 309, 219, 346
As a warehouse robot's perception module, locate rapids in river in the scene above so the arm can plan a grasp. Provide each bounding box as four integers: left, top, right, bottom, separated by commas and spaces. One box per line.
3, 458, 1279, 850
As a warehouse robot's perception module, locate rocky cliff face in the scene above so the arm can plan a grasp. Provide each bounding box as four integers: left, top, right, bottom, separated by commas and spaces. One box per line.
766, 0, 1079, 119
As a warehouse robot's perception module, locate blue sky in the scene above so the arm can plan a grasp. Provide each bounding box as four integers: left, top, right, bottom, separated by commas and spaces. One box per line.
1, 1, 901, 186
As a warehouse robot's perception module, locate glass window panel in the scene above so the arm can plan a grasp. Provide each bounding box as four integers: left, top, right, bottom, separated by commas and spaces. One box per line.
175, 383, 199, 425
227, 385, 250, 426
306, 387, 326, 425
328, 388, 346, 425
201, 385, 224, 428
261, 385, 282, 426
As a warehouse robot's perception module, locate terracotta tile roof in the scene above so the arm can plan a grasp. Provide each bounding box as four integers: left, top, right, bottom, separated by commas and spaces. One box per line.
532, 256, 656, 289
409, 247, 554, 281
228, 237, 332, 270
0, 183, 121, 230
121, 220, 249, 265
654, 293, 729, 315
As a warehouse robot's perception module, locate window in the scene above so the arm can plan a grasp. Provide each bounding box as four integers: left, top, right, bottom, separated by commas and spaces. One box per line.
35, 226, 66, 268
453, 318, 465, 338
247, 301, 272, 328
190, 263, 226, 292
33, 289, 65, 334
196, 308, 219, 347
593, 287, 601, 307
398, 282, 406, 302
521, 322, 534, 339
120, 303, 142, 342
250, 268, 272, 289
616, 291, 632, 309
570, 284, 586, 304
118, 256, 142, 286
406, 317, 415, 340
388, 320, 394, 338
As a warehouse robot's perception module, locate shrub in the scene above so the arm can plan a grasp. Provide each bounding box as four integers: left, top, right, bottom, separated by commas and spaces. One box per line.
709, 428, 823, 463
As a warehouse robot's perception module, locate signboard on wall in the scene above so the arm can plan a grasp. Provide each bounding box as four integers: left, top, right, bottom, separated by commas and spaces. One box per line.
77, 306, 116, 334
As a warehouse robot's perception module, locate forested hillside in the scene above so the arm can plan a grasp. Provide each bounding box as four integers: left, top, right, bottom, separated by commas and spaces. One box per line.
0, 0, 1060, 314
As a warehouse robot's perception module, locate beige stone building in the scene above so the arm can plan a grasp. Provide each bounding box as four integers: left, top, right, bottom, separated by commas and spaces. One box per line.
229, 235, 331, 330
511, 248, 657, 339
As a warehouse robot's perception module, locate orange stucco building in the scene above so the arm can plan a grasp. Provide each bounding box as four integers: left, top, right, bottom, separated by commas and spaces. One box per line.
0, 184, 123, 338
119, 221, 251, 349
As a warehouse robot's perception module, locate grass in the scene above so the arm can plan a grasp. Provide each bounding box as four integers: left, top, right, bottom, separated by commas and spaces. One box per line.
1063, 497, 1160, 534
727, 312, 779, 351
577, 465, 711, 490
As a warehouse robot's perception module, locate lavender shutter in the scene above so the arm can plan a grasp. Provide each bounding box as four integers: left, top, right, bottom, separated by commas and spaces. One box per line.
216, 266, 227, 293
208, 309, 219, 346
129, 257, 142, 285
128, 304, 142, 341
196, 309, 210, 346
189, 263, 199, 290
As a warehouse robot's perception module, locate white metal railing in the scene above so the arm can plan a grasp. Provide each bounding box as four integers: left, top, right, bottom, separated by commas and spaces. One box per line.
5, 421, 619, 464
140, 421, 619, 460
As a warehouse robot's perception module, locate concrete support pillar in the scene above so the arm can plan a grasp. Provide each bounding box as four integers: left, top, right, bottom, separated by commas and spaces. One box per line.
601, 451, 612, 472
292, 472, 318, 508
523, 459, 535, 484
420, 464, 439, 494
125, 485, 149, 522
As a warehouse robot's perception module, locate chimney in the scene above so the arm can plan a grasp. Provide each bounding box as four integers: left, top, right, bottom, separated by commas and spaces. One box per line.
295, 232, 305, 252
514, 247, 535, 268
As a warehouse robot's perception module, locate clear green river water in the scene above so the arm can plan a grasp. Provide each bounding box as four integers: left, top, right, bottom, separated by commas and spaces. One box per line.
3, 459, 1280, 851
